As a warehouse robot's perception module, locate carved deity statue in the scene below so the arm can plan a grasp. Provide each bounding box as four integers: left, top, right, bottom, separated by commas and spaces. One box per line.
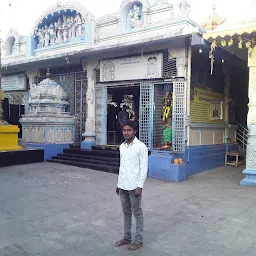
34, 11, 86, 48
49, 23, 56, 45
36, 28, 45, 48
177, 0, 191, 20
56, 18, 63, 43
62, 15, 69, 42
75, 14, 83, 36
43, 25, 50, 47
129, 4, 143, 28
132, 4, 141, 20
69, 16, 76, 38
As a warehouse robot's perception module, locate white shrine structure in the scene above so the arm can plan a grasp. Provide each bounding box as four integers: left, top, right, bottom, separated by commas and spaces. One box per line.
20, 68, 75, 146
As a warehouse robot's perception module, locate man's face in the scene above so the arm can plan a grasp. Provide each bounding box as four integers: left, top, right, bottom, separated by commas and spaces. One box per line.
122, 125, 136, 140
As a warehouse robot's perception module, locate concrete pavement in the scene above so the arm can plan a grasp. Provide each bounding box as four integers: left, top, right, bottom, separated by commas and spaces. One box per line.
0, 162, 255, 256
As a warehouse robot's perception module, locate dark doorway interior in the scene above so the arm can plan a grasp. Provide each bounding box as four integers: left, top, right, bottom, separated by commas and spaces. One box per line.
107, 86, 140, 145
2, 98, 24, 138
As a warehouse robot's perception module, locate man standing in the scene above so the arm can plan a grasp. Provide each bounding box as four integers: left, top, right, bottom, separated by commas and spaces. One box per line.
115, 121, 148, 251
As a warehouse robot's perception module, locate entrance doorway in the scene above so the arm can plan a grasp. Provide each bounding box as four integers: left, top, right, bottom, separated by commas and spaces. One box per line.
107, 85, 140, 145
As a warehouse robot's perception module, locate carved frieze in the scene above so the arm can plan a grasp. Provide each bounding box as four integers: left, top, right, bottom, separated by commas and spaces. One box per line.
34, 10, 86, 49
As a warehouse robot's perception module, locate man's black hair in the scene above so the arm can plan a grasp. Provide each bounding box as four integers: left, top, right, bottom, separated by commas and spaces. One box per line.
122, 120, 137, 131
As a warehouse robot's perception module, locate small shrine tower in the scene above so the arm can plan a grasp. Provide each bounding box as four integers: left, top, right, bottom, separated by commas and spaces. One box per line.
202, 5, 225, 31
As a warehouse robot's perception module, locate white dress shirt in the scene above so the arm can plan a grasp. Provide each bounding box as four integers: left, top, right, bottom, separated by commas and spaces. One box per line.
117, 137, 148, 191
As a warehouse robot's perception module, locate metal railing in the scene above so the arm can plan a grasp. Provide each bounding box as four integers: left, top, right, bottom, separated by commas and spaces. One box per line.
236, 122, 248, 150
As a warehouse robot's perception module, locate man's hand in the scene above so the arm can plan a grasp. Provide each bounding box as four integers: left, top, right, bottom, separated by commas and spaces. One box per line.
116, 187, 120, 195
135, 187, 142, 197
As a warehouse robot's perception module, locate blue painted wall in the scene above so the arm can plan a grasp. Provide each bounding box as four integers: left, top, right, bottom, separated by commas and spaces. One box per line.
148, 151, 186, 182
185, 143, 239, 177
25, 143, 70, 161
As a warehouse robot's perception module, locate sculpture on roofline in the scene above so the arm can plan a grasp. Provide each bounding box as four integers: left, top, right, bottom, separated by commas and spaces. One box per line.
176, 0, 191, 20
129, 4, 143, 28
49, 23, 57, 45
34, 10, 86, 49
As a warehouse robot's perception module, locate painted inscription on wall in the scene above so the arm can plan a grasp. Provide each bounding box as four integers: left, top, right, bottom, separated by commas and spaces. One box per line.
100, 53, 163, 82
1, 74, 26, 91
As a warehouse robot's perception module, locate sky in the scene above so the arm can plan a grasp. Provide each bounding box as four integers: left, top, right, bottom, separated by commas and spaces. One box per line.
0, 0, 249, 39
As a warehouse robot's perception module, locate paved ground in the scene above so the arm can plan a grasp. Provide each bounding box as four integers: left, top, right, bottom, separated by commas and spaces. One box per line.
0, 162, 256, 256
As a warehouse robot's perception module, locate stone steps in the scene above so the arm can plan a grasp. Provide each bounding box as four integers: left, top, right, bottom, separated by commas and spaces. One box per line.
47, 158, 119, 174
52, 155, 120, 167
47, 146, 120, 174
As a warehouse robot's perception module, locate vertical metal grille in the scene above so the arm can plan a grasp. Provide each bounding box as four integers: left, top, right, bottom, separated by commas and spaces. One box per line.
172, 79, 186, 153
153, 84, 164, 148
139, 82, 154, 149
95, 83, 107, 145
74, 72, 87, 142
95, 69, 100, 83
163, 50, 177, 78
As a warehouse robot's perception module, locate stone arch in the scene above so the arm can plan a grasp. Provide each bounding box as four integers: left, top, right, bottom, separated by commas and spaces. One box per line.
5, 36, 15, 56
120, 0, 150, 12
4, 28, 21, 56
120, 0, 149, 31
30, 1, 94, 36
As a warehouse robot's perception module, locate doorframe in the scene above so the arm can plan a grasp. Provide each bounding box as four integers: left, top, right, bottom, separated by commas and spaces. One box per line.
105, 83, 141, 145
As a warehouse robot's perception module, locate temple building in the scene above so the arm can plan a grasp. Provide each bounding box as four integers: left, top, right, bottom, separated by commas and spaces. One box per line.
0, 0, 253, 185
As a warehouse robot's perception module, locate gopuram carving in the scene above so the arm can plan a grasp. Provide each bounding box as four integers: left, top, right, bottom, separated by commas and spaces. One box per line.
34, 11, 86, 49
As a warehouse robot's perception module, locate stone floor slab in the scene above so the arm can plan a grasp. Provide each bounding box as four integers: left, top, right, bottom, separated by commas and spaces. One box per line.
0, 162, 255, 256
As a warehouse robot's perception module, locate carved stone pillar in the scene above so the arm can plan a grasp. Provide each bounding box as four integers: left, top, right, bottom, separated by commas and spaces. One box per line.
241, 48, 256, 186
25, 70, 38, 114
26, 70, 38, 89
176, 47, 187, 77
81, 61, 97, 149
223, 66, 231, 143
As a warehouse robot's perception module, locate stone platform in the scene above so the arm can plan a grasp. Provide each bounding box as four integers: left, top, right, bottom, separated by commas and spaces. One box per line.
0, 149, 44, 167
0, 125, 21, 151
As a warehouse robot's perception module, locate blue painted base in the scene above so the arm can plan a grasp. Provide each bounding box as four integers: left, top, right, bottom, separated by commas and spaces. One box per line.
185, 143, 239, 176
81, 140, 96, 150
25, 143, 70, 161
240, 169, 256, 186
148, 151, 186, 182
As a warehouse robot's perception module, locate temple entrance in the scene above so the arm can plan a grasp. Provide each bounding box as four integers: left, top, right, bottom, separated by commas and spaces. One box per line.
107, 85, 140, 145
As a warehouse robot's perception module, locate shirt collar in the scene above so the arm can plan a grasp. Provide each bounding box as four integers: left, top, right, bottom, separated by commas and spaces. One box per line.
123, 137, 138, 146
